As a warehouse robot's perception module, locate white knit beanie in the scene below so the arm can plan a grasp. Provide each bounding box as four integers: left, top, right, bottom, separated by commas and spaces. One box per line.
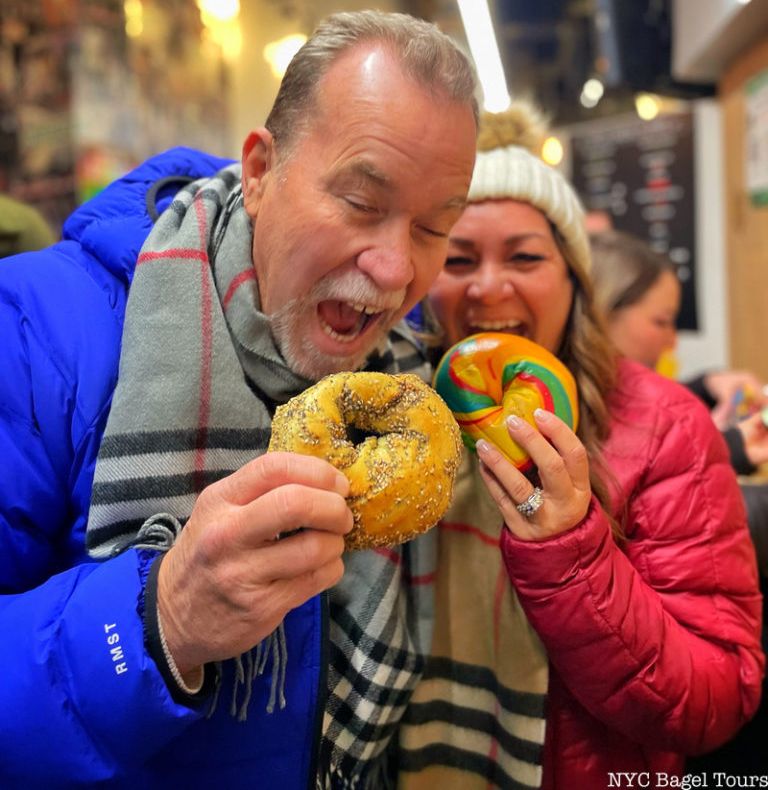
467, 103, 591, 277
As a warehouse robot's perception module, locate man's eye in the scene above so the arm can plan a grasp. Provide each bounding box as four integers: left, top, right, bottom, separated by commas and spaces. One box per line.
415, 224, 448, 240
345, 198, 376, 213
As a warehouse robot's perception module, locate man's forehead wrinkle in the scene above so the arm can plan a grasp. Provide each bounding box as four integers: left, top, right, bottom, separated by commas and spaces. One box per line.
337, 159, 391, 189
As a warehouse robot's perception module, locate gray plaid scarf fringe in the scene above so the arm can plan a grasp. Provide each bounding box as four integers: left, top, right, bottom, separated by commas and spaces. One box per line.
85, 165, 437, 784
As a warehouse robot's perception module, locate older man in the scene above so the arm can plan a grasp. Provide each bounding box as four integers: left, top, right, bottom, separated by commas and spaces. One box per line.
0, 11, 478, 788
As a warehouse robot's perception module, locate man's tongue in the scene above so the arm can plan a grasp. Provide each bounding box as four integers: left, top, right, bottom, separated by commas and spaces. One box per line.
318, 300, 363, 335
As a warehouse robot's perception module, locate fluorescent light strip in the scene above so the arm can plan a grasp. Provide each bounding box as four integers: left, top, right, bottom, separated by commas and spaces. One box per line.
457, 0, 510, 112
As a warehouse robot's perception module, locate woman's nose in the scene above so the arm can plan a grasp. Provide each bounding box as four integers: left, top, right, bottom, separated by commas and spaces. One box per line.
466, 265, 514, 302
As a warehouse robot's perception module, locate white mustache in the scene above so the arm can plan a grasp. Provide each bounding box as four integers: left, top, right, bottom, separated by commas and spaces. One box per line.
311, 272, 405, 313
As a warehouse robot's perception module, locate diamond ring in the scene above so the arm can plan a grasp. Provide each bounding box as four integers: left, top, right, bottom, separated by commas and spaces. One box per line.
515, 486, 544, 518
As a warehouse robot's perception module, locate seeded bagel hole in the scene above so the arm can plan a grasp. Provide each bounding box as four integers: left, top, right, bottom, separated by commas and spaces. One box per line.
346, 423, 381, 446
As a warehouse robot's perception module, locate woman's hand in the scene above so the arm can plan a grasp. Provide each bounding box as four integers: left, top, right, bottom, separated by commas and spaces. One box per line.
476, 408, 591, 541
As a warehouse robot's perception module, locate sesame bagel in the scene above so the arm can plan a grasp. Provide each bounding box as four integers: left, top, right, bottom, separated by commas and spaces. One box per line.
268, 371, 462, 550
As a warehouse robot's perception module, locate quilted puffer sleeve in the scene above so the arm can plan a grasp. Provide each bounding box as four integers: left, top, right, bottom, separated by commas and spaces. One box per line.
0, 247, 209, 784
500, 378, 764, 754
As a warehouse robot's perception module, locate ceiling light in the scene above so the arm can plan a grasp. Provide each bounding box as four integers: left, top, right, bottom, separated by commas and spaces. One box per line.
196, 0, 239, 23
541, 136, 564, 166
124, 0, 143, 38
582, 78, 604, 103
263, 34, 307, 80
456, 0, 510, 112
635, 93, 661, 120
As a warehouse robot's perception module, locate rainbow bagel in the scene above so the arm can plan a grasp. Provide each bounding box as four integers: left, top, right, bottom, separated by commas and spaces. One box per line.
433, 332, 579, 472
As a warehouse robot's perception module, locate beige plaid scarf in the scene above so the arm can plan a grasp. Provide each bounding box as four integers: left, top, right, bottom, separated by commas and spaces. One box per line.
397, 453, 548, 789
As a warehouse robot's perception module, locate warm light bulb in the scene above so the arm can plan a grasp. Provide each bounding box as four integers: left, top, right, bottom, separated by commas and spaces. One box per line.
197, 0, 239, 23
635, 93, 661, 120
263, 34, 308, 79
541, 136, 564, 166
582, 78, 604, 103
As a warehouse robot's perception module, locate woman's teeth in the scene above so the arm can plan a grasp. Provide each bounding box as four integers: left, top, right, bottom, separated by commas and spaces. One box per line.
471, 320, 522, 331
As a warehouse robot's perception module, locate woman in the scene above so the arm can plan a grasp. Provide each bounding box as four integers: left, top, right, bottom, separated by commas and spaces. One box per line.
397, 104, 764, 789
590, 229, 680, 370
590, 229, 768, 477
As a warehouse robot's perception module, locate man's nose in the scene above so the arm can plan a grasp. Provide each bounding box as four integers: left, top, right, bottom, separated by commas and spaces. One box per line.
355, 225, 414, 293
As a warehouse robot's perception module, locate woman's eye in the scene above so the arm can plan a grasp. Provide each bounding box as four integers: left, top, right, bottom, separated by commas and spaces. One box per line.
445, 256, 475, 268
510, 253, 544, 264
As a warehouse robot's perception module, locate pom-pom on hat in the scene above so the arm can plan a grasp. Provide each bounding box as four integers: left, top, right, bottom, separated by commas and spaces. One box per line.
468, 100, 591, 276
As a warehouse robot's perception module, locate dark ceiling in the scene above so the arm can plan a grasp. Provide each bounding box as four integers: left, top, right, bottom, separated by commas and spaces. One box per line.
409, 0, 715, 125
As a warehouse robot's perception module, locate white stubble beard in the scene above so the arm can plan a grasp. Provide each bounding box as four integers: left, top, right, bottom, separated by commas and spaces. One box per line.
268, 271, 405, 381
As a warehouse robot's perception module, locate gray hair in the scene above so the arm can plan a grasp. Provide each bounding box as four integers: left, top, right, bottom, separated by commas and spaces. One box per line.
265, 10, 479, 152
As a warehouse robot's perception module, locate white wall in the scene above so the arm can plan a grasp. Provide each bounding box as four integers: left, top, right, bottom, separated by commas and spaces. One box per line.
676, 99, 729, 379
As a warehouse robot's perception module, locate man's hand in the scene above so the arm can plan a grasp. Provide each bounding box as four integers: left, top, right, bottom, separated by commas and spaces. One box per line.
157, 452, 352, 680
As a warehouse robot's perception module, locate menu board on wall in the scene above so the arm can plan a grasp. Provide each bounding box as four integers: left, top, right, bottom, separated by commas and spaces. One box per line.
569, 111, 698, 331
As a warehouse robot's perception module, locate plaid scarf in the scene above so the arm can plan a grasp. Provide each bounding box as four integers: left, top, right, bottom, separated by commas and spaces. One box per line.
85, 165, 437, 786
397, 454, 548, 789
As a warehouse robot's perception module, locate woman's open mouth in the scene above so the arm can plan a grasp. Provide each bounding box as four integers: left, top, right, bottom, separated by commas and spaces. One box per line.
466, 319, 527, 337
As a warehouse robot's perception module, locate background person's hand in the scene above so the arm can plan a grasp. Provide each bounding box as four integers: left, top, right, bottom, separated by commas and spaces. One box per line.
705, 369, 768, 430
737, 410, 768, 469
157, 452, 352, 682
476, 409, 591, 541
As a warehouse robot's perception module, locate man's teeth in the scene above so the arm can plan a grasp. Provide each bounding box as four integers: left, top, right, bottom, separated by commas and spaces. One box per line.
472, 320, 522, 331
319, 302, 384, 343
349, 301, 383, 316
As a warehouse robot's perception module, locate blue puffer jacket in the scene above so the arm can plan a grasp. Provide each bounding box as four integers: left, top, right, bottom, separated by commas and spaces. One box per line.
0, 148, 324, 789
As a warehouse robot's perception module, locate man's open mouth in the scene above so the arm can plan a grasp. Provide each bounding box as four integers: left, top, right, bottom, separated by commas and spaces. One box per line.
317, 300, 387, 343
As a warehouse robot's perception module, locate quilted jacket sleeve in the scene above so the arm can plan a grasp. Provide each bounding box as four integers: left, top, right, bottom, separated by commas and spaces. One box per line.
0, 246, 210, 785
500, 376, 764, 755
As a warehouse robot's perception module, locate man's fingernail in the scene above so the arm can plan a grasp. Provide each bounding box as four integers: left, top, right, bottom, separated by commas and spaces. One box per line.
534, 408, 551, 422
336, 472, 350, 494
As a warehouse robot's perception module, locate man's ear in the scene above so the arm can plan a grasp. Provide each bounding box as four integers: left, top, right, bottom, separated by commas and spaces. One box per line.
241, 127, 275, 216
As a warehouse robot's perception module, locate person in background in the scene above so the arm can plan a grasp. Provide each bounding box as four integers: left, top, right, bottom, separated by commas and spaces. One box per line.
590, 229, 768, 477
589, 227, 768, 776
0, 192, 57, 256
0, 11, 479, 787
398, 102, 763, 788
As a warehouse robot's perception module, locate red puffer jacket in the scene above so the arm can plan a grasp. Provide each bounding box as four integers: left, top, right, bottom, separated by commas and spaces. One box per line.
502, 359, 764, 789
